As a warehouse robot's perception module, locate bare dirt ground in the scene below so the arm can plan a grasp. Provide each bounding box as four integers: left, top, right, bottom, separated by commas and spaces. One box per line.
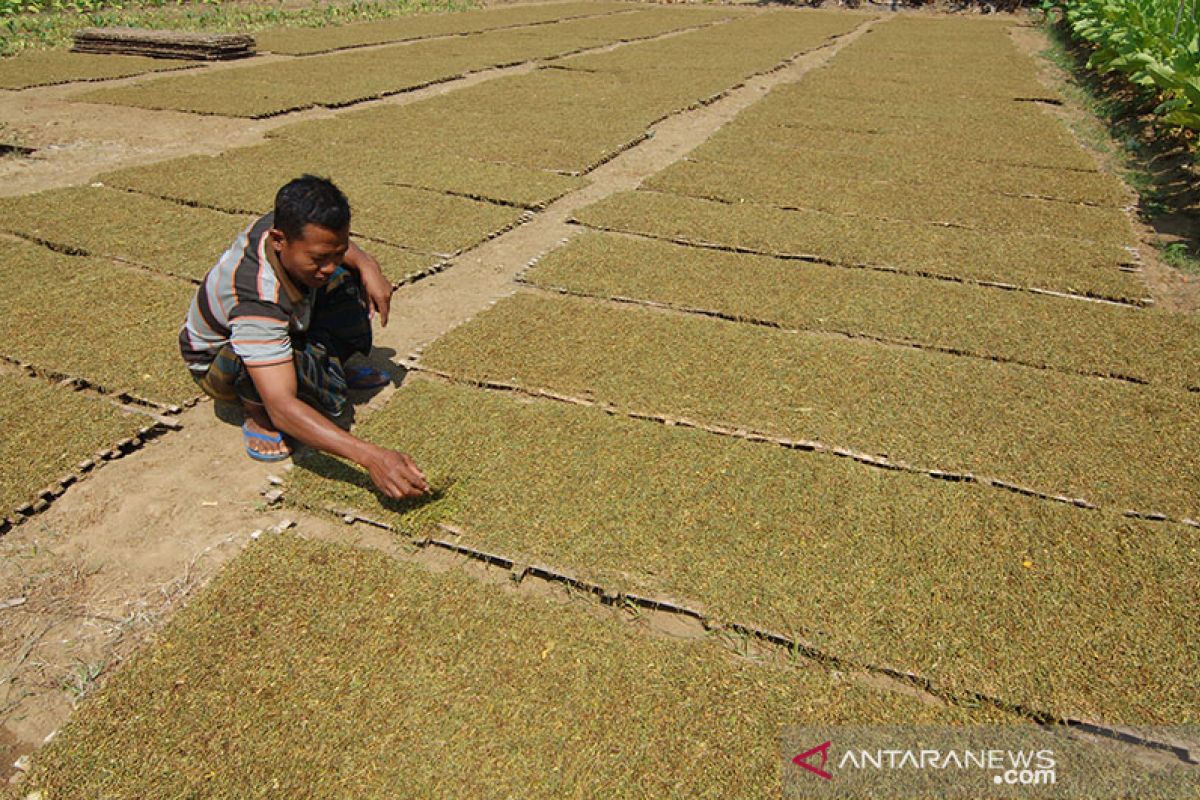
0, 14, 879, 783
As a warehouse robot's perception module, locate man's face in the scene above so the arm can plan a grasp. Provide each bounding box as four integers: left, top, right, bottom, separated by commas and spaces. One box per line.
270, 223, 349, 289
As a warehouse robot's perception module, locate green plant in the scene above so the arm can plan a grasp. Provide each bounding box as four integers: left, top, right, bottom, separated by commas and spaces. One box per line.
61, 659, 104, 706
1037, 17, 1200, 277
1045, 0, 1200, 133
1160, 239, 1200, 271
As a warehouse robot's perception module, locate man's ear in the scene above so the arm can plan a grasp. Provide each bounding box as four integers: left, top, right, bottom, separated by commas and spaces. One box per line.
267, 227, 287, 250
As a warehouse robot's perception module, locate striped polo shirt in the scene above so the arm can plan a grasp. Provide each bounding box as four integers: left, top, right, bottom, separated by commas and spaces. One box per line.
179, 213, 313, 373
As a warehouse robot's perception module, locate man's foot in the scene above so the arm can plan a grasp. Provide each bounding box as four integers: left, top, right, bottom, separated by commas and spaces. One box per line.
345, 365, 391, 390
242, 418, 291, 462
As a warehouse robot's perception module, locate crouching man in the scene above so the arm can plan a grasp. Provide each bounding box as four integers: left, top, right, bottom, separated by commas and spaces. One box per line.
179, 174, 428, 500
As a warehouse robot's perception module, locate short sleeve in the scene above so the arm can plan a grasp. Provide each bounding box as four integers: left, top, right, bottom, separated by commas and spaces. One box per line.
230, 313, 292, 367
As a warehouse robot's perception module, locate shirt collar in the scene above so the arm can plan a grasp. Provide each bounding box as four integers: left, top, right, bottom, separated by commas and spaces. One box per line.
264, 234, 306, 305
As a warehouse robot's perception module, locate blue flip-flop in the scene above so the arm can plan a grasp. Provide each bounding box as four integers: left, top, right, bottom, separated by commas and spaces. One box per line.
242, 422, 290, 463
346, 365, 391, 390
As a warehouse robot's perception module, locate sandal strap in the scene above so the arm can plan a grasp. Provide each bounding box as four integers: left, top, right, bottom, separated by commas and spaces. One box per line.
242, 422, 284, 445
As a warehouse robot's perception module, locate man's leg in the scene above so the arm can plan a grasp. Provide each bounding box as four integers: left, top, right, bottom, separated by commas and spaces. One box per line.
228, 339, 350, 461
233, 337, 352, 422
192, 346, 288, 459
196, 270, 372, 459
240, 400, 289, 460
230, 272, 368, 457
307, 267, 376, 381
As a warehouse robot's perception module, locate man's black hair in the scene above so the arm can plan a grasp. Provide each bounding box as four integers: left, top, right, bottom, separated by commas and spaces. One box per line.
273, 174, 351, 240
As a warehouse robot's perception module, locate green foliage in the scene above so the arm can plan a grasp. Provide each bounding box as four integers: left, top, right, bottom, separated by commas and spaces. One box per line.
1, 0, 219, 15
1047, 0, 1200, 133
1160, 239, 1200, 272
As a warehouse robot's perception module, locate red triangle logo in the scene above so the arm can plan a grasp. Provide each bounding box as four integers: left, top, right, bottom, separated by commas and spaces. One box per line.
792, 740, 833, 781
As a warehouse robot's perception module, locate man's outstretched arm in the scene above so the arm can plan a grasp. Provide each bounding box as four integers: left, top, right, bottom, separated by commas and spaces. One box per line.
247, 361, 427, 500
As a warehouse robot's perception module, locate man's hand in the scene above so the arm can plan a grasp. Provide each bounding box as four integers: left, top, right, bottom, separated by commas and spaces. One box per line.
364, 446, 429, 500
360, 260, 393, 327
247, 362, 427, 500
345, 240, 393, 327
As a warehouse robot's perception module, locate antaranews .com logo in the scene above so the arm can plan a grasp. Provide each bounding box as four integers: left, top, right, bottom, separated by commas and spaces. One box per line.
792, 739, 1055, 786
781, 725, 1200, 799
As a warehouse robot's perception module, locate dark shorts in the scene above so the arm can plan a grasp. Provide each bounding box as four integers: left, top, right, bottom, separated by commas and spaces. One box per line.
191, 268, 373, 417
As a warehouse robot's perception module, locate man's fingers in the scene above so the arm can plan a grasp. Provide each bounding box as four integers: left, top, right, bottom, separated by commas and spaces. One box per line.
400, 453, 427, 484
384, 468, 426, 498
365, 284, 391, 328
382, 474, 417, 500
397, 470, 427, 494
404, 464, 428, 493
369, 451, 428, 499
373, 285, 392, 328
